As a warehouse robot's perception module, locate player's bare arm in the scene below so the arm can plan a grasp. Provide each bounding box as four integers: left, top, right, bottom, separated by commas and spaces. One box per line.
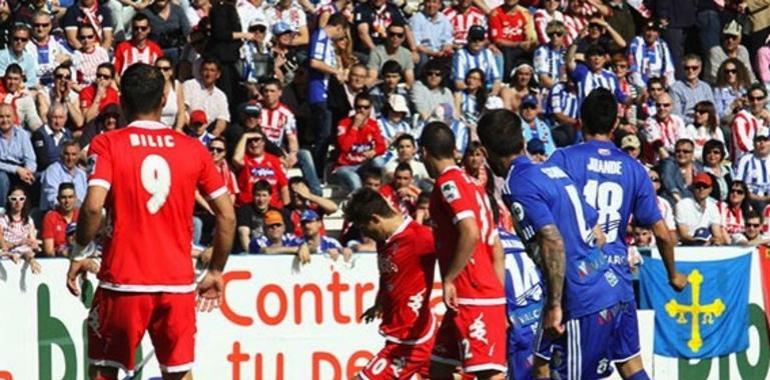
652, 220, 687, 292
66, 185, 108, 296
492, 235, 505, 286
537, 224, 566, 337
197, 192, 236, 313
361, 279, 384, 323
443, 217, 480, 311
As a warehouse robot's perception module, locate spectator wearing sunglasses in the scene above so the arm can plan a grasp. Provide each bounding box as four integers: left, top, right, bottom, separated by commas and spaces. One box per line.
0, 185, 40, 273
113, 13, 164, 77
627, 19, 674, 89
28, 12, 73, 88
41, 182, 79, 257
705, 20, 755, 85
453, 25, 502, 96
700, 139, 731, 201
0, 64, 43, 131
712, 59, 751, 125
670, 54, 714, 124
735, 130, 770, 210
0, 24, 38, 89
332, 93, 386, 192
659, 138, 702, 205
675, 172, 727, 246
533, 20, 566, 89
411, 59, 454, 121
79, 62, 119, 123
233, 130, 290, 209
642, 91, 690, 164
732, 210, 770, 246
718, 180, 751, 238
72, 24, 110, 86
731, 84, 770, 162
61, 0, 114, 50
366, 22, 414, 87
36, 65, 84, 130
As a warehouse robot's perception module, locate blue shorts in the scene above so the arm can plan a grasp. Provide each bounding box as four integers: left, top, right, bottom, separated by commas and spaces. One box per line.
508, 321, 537, 380
536, 303, 629, 380
609, 301, 641, 363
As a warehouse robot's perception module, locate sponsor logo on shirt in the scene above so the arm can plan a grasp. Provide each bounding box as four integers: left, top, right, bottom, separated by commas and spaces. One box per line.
441, 181, 461, 202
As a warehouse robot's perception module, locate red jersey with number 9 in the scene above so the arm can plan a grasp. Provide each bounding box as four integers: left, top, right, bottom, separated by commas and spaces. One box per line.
429, 166, 504, 304
87, 120, 227, 292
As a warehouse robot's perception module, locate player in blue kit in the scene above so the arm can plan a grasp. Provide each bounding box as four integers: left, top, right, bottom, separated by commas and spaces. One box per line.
499, 228, 544, 380
546, 89, 687, 379
477, 108, 622, 380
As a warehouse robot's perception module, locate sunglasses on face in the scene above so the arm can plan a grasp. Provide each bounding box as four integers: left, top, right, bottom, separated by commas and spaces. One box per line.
209, 147, 225, 153
157, 66, 172, 71
747, 223, 761, 228
55, 73, 69, 80
695, 109, 708, 114
355, 103, 372, 110
78, 34, 96, 40
548, 31, 564, 37
96, 73, 112, 80
12, 36, 28, 42
8, 196, 25, 202
266, 223, 284, 229
684, 65, 700, 71
749, 95, 766, 101
649, 87, 664, 92
134, 26, 150, 32
426, 71, 442, 77
248, 137, 263, 144
33, 23, 50, 28
388, 32, 404, 38
675, 149, 693, 154
694, 183, 711, 190
725, 68, 737, 74
731, 189, 745, 195
656, 103, 672, 108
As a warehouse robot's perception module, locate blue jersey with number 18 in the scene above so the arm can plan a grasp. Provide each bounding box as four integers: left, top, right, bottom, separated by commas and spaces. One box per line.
502, 156, 619, 319
548, 140, 661, 302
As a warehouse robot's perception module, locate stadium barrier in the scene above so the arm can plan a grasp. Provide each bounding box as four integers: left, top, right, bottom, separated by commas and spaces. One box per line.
0, 247, 767, 380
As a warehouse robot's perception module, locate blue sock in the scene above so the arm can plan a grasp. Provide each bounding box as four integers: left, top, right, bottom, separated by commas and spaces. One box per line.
626, 369, 651, 380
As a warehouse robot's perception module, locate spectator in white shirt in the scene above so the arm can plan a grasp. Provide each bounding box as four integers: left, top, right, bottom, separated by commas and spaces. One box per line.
732, 210, 770, 246
675, 172, 728, 246
183, 57, 230, 136
735, 131, 770, 210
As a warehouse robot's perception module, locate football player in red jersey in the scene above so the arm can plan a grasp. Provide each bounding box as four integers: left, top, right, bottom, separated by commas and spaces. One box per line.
345, 188, 437, 380
65, 64, 236, 380
419, 122, 507, 380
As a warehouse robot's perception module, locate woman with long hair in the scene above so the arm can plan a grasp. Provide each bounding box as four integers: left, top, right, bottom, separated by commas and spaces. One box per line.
410, 59, 454, 121
687, 101, 725, 161
462, 141, 513, 231
156, 57, 186, 130
713, 58, 751, 125
454, 68, 488, 127
701, 139, 732, 201
718, 180, 752, 237
334, 29, 358, 76
0, 186, 40, 273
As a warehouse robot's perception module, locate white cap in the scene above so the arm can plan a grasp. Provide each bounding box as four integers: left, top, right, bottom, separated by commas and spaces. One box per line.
485, 96, 504, 110
388, 94, 410, 114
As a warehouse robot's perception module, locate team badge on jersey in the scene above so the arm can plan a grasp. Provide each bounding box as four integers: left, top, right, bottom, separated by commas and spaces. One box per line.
510, 201, 525, 222
441, 181, 461, 202
86, 155, 97, 175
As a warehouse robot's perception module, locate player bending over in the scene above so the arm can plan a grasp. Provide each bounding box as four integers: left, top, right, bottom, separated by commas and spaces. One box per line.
345, 188, 437, 379
66, 63, 236, 380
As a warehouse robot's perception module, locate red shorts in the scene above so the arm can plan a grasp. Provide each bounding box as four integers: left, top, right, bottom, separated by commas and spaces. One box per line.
87, 288, 196, 375
360, 334, 436, 380
431, 304, 507, 374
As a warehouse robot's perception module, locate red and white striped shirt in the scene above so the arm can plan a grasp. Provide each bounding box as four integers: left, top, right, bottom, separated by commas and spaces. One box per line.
643, 114, 690, 154
562, 13, 588, 46
533, 9, 565, 45
731, 109, 767, 161
113, 40, 164, 75
259, 102, 296, 146
718, 201, 746, 236
73, 46, 109, 85
443, 6, 487, 45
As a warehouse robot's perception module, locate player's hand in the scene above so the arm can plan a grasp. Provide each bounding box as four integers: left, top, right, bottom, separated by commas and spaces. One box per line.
360, 304, 382, 323
442, 280, 459, 311
669, 272, 688, 292
66, 259, 91, 296
297, 243, 312, 264
543, 305, 565, 339
196, 270, 224, 312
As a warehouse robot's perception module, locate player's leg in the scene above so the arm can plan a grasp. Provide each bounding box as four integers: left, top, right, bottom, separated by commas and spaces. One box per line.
612, 302, 650, 380
87, 289, 154, 380
552, 306, 618, 380
148, 292, 197, 379
454, 305, 508, 379
508, 322, 538, 380
357, 336, 435, 380
430, 310, 462, 380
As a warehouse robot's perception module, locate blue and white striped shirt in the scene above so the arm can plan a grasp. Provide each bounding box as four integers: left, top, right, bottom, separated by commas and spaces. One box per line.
533, 45, 565, 84
627, 36, 675, 87
248, 233, 297, 253
545, 82, 579, 121
499, 229, 543, 328
735, 153, 770, 196
308, 28, 337, 104
452, 47, 501, 90
570, 63, 626, 108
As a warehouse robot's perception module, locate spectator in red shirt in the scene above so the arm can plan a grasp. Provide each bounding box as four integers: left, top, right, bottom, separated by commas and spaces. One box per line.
489, 0, 537, 80
379, 162, 420, 217
233, 129, 290, 208
332, 93, 386, 191
41, 182, 79, 257
80, 62, 120, 123
113, 13, 164, 77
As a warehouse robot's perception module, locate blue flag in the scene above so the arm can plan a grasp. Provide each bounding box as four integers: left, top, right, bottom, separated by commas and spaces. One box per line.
639, 252, 751, 358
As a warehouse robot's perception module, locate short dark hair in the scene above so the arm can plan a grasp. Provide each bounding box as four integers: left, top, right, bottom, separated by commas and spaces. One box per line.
675, 138, 694, 149
327, 12, 349, 27
97, 62, 115, 77
354, 92, 372, 105
78, 24, 95, 35
344, 188, 396, 226
394, 162, 413, 175
477, 109, 524, 157
387, 20, 406, 30
4, 63, 22, 77
261, 77, 282, 89
11, 23, 30, 36
647, 76, 665, 90
120, 63, 165, 118
701, 139, 724, 162
253, 180, 272, 195
746, 209, 763, 223
132, 12, 149, 25
749, 83, 768, 98
581, 88, 617, 135
419, 122, 456, 159
209, 136, 226, 147
60, 140, 79, 153
200, 57, 221, 71
359, 166, 382, 183
58, 182, 75, 195
288, 176, 308, 186
381, 60, 403, 77
394, 133, 415, 146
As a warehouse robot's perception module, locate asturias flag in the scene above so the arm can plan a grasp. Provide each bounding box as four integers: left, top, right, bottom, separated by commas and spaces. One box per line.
639, 250, 751, 358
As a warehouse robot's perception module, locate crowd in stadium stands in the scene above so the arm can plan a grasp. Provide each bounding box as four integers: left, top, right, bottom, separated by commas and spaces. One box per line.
5, 0, 770, 269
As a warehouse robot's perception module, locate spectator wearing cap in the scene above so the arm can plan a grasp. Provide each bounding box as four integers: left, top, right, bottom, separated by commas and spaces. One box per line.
288, 209, 349, 261
0, 64, 43, 131
731, 84, 770, 161
620, 134, 641, 160
369, 61, 411, 117
233, 130, 290, 208
113, 14, 164, 78
332, 92, 387, 191
366, 22, 415, 87
270, 21, 303, 88
565, 42, 626, 107
488, 0, 537, 81
236, 179, 292, 252
533, 20, 567, 89
39, 141, 86, 210
452, 25, 503, 96
235, 0, 262, 33
545, 77, 579, 147
41, 182, 79, 257
0, 24, 38, 89
706, 20, 756, 84
670, 54, 715, 124
520, 94, 556, 157
642, 92, 690, 163
659, 138, 703, 204
443, 0, 487, 47
574, 17, 626, 56
247, 209, 299, 254
183, 57, 230, 136
265, 0, 309, 46
675, 171, 727, 246
239, 19, 271, 93
627, 19, 675, 88
352, 0, 410, 55
28, 12, 73, 88
377, 93, 412, 145
410, 0, 453, 68
31, 103, 73, 171
286, 176, 337, 235
735, 130, 770, 209
61, 0, 114, 51
184, 109, 215, 145
526, 138, 547, 162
